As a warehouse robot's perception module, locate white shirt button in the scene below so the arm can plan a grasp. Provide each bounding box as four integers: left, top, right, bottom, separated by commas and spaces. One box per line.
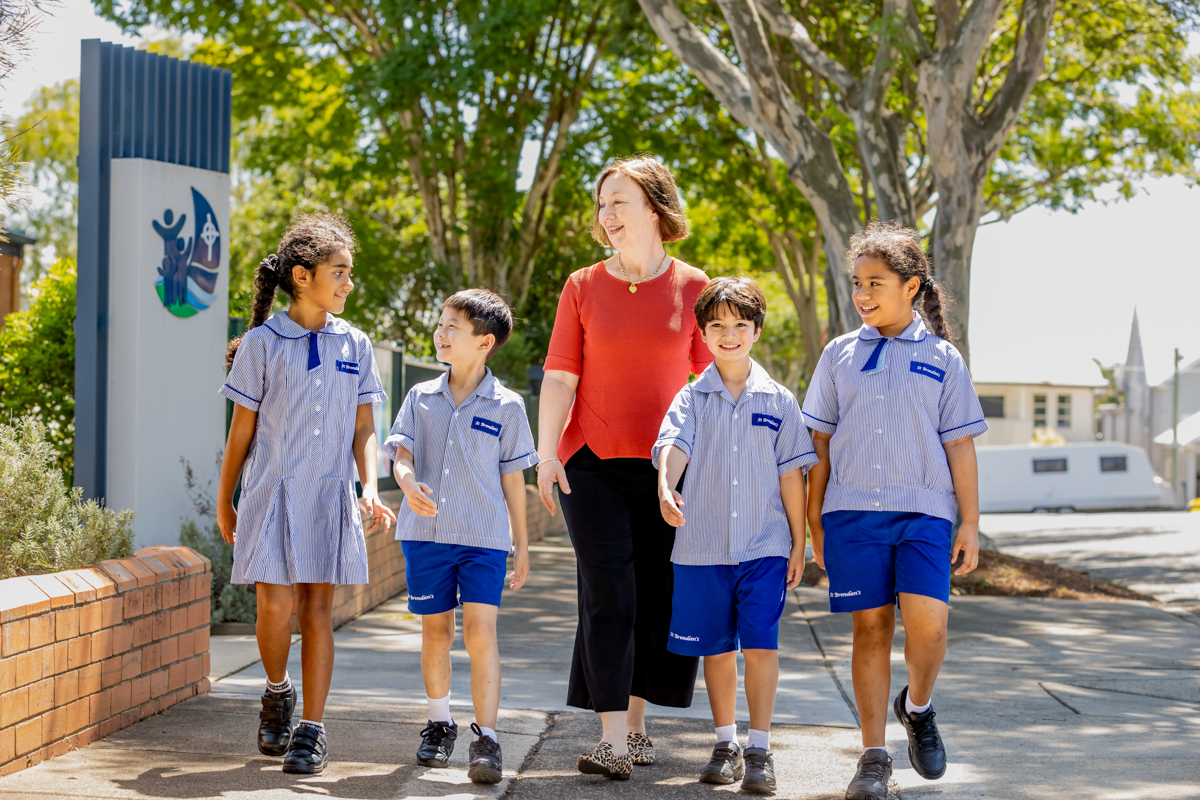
454, 412, 459, 418
448, 439, 453, 445
874, 488, 881, 493
732, 512, 738, 518
732, 479, 738, 485
733, 446, 738, 452
441, 497, 447, 503
313, 429, 320, 436
733, 413, 739, 419
444, 468, 450, 474
873, 501, 881, 507
315, 405, 322, 412
876, 394, 883, 399
875, 429, 882, 434
315, 379, 322, 386
874, 464, 881, 469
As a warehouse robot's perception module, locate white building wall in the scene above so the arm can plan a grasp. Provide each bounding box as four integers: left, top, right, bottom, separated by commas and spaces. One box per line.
974, 384, 1098, 446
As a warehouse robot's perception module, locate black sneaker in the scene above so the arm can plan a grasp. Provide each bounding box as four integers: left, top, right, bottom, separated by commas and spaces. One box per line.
467, 723, 503, 784
416, 720, 458, 767
893, 686, 946, 779
741, 747, 776, 793
699, 741, 744, 785
282, 723, 328, 774
845, 750, 892, 800
257, 685, 295, 756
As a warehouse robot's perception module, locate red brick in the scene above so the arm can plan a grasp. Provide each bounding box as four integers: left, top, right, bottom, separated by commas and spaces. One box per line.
168, 662, 185, 691
90, 628, 112, 661
186, 601, 208, 630
130, 676, 150, 708
73, 567, 117, 600
15, 717, 41, 756
159, 635, 179, 667
14, 650, 40, 687
179, 546, 210, 573
76, 723, 101, 748
55, 572, 97, 604
100, 597, 123, 628
100, 656, 121, 689
27, 613, 55, 649
152, 611, 170, 641
89, 689, 111, 725
0, 658, 13, 694
1, 687, 29, 727
198, 676, 211, 695
192, 575, 210, 602
97, 561, 138, 593
184, 656, 202, 686
202, 651, 210, 677
49, 641, 68, 676
136, 555, 176, 584
41, 706, 65, 741
67, 636, 90, 670
112, 558, 158, 588
54, 670, 78, 706
1, 619, 29, 657
163, 581, 181, 609
54, 608, 79, 642
170, 607, 188, 636
27, 678, 52, 716
77, 662, 101, 697
144, 586, 163, 616
24, 575, 74, 610
110, 624, 132, 655
65, 699, 88, 734
78, 602, 103, 635
120, 651, 141, 682
0, 577, 52, 623
141, 642, 160, 673
123, 589, 143, 620
99, 715, 123, 738
150, 669, 168, 699
178, 630, 194, 660
0, 726, 13, 765
110, 681, 131, 714
132, 617, 153, 648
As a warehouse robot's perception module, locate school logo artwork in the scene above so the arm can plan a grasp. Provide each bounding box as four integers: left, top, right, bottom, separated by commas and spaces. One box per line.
152, 188, 221, 318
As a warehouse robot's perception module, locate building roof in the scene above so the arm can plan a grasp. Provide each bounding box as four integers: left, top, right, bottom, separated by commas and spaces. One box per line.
973, 381, 1102, 390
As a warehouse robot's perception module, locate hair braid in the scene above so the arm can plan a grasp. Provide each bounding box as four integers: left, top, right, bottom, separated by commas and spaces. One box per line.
922, 280, 953, 342
224, 255, 282, 368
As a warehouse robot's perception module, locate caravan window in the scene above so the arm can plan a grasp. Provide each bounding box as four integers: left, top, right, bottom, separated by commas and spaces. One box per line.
1032, 458, 1067, 473
1100, 456, 1127, 472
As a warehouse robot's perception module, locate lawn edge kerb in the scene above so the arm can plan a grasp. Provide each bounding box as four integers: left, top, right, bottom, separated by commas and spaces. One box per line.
0, 546, 212, 778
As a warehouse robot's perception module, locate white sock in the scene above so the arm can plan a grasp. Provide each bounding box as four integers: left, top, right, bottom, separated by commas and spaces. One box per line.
266, 673, 291, 694
905, 692, 932, 715
864, 746, 887, 755
298, 719, 324, 733
715, 723, 737, 745
473, 726, 497, 742
747, 728, 770, 751
427, 693, 452, 724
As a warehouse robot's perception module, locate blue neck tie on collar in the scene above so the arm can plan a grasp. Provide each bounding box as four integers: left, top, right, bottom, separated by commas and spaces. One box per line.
307, 331, 321, 371
861, 338, 890, 374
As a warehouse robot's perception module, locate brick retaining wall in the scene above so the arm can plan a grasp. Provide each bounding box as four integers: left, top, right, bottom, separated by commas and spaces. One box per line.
0, 546, 212, 777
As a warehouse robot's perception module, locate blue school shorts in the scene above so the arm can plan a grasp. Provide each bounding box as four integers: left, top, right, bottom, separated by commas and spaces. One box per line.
667, 557, 789, 657
401, 541, 508, 615
821, 510, 953, 612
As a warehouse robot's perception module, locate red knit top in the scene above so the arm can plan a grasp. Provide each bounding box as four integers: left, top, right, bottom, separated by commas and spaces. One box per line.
544, 260, 713, 464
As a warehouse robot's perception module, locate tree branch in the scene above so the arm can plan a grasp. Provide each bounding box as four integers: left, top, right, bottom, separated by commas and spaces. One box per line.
752, 0, 858, 96
977, 0, 1057, 156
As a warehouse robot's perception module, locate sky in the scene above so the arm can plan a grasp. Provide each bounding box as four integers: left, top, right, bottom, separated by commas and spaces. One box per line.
6, 0, 1199, 389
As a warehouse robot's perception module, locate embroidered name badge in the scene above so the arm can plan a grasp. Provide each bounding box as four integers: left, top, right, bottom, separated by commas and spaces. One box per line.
910, 361, 946, 382
336, 360, 360, 375
471, 417, 502, 437
751, 413, 782, 431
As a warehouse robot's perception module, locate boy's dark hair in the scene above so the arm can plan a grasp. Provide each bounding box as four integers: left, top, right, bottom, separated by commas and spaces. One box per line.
694, 276, 767, 331
442, 289, 514, 359
225, 213, 358, 367
845, 220, 954, 342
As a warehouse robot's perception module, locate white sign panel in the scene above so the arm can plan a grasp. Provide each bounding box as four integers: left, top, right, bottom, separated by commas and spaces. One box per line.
107, 159, 230, 547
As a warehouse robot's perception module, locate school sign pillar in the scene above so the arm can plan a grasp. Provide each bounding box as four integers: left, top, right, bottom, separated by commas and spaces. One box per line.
76, 40, 232, 547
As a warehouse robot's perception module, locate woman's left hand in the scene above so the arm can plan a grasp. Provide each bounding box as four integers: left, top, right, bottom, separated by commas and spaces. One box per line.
361, 490, 396, 535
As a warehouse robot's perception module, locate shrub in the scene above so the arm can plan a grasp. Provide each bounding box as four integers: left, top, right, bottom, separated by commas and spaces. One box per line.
179, 519, 257, 625
0, 415, 133, 578
0, 259, 76, 483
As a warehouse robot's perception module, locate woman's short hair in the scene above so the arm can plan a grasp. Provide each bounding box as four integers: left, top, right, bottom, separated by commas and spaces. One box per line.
591, 155, 689, 247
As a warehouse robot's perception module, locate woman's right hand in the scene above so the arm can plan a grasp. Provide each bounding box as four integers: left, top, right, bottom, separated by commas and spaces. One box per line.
537, 459, 571, 516
217, 502, 237, 545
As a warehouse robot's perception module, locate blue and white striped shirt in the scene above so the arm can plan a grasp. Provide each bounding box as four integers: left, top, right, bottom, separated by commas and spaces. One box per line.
384, 368, 538, 551
652, 360, 818, 566
801, 315, 987, 522
219, 311, 387, 586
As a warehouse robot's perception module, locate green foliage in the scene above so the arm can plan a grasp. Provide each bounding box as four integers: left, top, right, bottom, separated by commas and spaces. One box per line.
0, 258, 75, 481
0, 415, 134, 579
178, 519, 257, 625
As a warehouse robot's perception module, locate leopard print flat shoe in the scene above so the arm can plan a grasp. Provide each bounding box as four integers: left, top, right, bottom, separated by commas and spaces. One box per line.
627, 732, 656, 765
577, 741, 633, 780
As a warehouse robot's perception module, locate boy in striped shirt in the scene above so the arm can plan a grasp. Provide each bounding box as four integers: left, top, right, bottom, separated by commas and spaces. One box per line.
653, 277, 818, 793
384, 289, 538, 784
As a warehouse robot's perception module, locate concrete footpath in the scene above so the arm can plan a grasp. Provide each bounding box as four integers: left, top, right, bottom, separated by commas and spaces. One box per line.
0, 533, 1197, 799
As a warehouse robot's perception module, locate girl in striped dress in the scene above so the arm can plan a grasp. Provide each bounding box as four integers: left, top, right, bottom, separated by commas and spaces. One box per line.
216, 214, 395, 775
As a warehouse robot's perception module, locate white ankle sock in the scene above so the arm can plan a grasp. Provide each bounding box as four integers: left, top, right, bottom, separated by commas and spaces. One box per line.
747, 729, 769, 751
905, 692, 932, 715
298, 719, 324, 733
427, 693, 452, 724
715, 723, 737, 745
864, 746, 887, 755
266, 673, 291, 694
473, 726, 497, 742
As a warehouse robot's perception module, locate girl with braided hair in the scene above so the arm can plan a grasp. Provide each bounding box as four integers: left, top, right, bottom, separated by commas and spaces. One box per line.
217, 213, 396, 775
801, 221, 986, 800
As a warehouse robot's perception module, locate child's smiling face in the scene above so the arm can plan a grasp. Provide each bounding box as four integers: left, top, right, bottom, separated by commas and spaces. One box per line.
295, 245, 354, 314
701, 304, 761, 364
852, 255, 919, 332
434, 306, 494, 365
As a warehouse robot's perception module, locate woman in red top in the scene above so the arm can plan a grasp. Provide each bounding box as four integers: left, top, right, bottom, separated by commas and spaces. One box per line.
537, 156, 712, 779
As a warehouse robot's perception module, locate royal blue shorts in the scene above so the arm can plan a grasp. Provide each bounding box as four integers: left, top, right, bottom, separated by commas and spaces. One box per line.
822, 510, 953, 613
667, 557, 788, 657
401, 541, 508, 615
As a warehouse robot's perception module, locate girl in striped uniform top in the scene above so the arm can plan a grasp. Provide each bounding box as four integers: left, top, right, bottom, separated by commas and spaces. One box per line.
216, 214, 396, 775
802, 221, 986, 800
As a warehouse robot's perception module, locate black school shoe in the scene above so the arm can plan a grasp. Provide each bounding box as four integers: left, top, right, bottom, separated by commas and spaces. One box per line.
282, 724, 328, 774
416, 720, 458, 767
467, 723, 503, 784
741, 747, 776, 793
699, 741, 744, 785
893, 686, 946, 779
845, 750, 892, 800
257, 686, 296, 756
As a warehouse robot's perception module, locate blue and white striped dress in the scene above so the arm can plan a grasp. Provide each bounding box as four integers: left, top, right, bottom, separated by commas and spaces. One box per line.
219, 310, 387, 585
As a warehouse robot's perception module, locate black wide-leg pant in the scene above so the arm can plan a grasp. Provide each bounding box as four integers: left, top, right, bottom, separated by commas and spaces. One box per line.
560, 445, 698, 712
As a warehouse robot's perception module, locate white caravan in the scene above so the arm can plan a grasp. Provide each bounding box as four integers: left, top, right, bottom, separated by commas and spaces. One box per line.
976, 442, 1175, 513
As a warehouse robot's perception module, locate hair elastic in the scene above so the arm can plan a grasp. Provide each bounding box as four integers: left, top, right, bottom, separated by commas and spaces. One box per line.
264, 253, 280, 272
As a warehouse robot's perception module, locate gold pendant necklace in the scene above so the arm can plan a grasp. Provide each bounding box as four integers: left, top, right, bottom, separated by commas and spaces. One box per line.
618, 250, 669, 294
